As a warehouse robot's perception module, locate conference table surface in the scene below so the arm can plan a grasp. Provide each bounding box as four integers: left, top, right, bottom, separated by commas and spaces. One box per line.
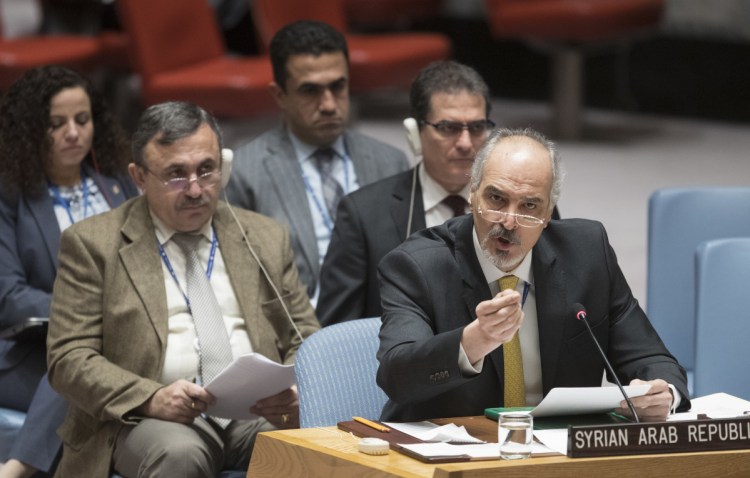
247, 416, 750, 477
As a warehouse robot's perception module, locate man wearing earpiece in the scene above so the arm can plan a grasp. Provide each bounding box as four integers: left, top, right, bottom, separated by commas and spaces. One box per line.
317, 61, 561, 326
224, 20, 409, 304
46, 101, 320, 478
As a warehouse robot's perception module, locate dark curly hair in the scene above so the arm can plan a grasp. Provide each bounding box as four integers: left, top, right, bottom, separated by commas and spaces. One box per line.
0, 65, 130, 197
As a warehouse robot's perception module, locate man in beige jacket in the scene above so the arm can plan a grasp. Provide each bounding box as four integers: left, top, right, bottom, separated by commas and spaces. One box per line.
47, 101, 319, 477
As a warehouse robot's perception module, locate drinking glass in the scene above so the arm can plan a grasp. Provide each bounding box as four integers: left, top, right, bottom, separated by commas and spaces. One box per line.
498, 412, 533, 459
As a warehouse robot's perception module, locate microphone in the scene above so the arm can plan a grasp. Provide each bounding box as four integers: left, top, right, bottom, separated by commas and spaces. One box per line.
573, 303, 640, 423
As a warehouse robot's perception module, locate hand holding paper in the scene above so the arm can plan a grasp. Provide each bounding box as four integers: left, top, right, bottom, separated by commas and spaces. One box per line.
204, 353, 295, 420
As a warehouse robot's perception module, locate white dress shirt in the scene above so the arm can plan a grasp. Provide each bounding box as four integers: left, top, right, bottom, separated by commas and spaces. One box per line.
289, 133, 358, 305
151, 213, 253, 385
419, 163, 471, 228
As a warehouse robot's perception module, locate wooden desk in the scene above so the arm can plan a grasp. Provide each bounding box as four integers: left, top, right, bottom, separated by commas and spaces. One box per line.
247, 416, 750, 477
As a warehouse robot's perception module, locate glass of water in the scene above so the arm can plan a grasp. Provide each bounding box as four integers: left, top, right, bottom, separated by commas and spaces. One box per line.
498, 412, 533, 460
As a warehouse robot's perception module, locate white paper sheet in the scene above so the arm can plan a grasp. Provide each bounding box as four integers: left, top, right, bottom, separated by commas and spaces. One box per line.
669, 392, 750, 421
399, 440, 557, 459
531, 385, 651, 417
384, 421, 485, 444
204, 353, 295, 420
533, 429, 569, 455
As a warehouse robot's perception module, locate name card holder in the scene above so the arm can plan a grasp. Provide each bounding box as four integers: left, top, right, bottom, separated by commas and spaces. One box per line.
568, 416, 750, 457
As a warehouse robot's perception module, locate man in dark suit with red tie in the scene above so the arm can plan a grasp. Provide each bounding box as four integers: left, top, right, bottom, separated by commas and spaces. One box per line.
317, 61, 503, 326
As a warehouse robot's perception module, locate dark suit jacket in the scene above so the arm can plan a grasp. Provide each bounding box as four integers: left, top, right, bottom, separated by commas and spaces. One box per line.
47, 198, 320, 478
225, 124, 409, 296
376, 214, 689, 421
0, 166, 137, 372
317, 167, 561, 326
317, 168, 425, 326
0, 167, 136, 471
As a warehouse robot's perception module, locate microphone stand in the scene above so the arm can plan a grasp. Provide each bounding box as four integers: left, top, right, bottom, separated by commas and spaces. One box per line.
577, 309, 640, 423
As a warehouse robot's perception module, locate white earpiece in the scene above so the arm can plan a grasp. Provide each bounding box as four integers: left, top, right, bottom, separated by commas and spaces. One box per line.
403, 118, 422, 160
221, 148, 233, 188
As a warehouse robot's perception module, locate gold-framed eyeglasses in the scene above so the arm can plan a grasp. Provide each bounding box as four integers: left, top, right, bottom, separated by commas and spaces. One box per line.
142, 166, 221, 193
420, 119, 495, 137
477, 206, 545, 228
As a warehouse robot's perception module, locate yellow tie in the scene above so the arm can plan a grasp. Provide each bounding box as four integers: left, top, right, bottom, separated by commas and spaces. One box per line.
499, 275, 526, 407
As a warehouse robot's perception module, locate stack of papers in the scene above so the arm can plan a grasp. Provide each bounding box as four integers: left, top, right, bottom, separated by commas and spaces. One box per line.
205, 353, 295, 419
385, 420, 556, 459
384, 421, 485, 444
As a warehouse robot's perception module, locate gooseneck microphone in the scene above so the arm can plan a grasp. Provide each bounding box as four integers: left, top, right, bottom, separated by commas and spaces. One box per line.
573, 303, 640, 423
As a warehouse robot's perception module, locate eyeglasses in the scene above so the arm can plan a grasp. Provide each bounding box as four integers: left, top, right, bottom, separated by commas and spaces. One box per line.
477, 206, 545, 228
142, 166, 221, 193
420, 119, 495, 137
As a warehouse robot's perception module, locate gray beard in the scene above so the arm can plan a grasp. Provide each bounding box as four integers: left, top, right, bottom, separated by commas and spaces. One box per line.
480, 225, 523, 271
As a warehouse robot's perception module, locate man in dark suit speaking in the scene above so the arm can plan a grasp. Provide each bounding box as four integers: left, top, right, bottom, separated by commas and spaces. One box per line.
376, 128, 689, 422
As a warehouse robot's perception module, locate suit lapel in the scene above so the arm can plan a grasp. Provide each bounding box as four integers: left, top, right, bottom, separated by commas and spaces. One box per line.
347, 130, 379, 184
26, 189, 61, 269
532, 233, 567, 394
119, 198, 169, 347
212, 204, 264, 353
85, 163, 129, 208
263, 129, 318, 277
390, 168, 426, 241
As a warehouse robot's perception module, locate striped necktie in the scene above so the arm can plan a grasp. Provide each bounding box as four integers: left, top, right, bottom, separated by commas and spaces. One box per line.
312, 147, 344, 220
499, 274, 526, 407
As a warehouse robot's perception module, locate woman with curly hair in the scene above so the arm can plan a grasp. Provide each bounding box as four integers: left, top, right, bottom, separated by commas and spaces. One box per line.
0, 66, 139, 478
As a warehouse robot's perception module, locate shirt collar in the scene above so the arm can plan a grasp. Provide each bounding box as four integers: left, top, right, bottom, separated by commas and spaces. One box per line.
287, 130, 346, 165
150, 211, 214, 246
418, 162, 471, 212
472, 226, 533, 287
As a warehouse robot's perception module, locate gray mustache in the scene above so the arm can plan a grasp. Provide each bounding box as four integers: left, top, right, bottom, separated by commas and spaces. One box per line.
488, 225, 520, 245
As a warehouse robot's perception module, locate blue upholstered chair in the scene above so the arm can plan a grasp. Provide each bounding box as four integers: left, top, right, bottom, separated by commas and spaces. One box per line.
295, 317, 387, 428
646, 187, 750, 391
693, 238, 750, 400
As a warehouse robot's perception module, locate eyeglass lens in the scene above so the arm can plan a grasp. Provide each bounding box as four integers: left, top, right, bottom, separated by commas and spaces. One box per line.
166, 171, 219, 191
432, 120, 494, 136
482, 208, 543, 227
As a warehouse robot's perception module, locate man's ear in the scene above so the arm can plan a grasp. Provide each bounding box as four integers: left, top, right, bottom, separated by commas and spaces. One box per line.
269, 81, 285, 108
128, 163, 146, 191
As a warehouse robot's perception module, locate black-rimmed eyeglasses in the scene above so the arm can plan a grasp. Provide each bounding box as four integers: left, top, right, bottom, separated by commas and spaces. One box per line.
420, 119, 495, 137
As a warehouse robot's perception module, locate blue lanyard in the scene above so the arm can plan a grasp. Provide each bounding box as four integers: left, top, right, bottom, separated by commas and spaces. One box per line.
521, 282, 530, 308
301, 152, 351, 233
158, 232, 218, 309
49, 168, 90, 224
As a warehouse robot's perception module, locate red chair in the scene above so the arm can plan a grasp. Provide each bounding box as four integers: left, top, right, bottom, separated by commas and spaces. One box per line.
484, 0, 665, 139
252, 0, 451, 92
116, 0, 275, 118
0, 12, 103, 89
343, 0, 443, 30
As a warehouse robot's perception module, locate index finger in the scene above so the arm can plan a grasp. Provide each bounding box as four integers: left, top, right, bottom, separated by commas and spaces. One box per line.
476, 290, 521, 315
186, 383, 216, 406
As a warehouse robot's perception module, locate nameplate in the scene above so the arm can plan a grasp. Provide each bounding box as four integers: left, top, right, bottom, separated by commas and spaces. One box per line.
568, 416, 750, 457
